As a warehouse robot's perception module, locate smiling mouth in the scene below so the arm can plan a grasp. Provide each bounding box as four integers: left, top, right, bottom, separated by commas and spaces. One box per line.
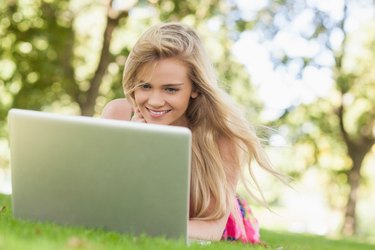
146, 108, 171, 117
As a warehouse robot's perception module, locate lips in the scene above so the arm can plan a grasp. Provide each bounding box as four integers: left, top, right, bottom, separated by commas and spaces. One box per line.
146, 108, 171, 118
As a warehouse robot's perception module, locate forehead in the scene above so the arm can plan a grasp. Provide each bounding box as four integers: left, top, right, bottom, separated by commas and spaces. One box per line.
136, 57, 190, 84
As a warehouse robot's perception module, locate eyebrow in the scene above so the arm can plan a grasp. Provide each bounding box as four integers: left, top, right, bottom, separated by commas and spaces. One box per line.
139, 81, 185, 86
163, 83, 184, 86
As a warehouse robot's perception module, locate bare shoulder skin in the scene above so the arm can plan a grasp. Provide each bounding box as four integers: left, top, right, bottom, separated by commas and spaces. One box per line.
101, 98, 133, 121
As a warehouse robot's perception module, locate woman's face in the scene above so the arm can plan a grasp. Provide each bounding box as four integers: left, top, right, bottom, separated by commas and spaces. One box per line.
133, 57, 198, 127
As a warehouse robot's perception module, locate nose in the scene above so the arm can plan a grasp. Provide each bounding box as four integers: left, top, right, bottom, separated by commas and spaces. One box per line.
147, 91, 165, 108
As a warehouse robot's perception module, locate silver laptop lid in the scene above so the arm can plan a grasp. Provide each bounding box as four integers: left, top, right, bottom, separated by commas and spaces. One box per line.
8, 109, 191, 241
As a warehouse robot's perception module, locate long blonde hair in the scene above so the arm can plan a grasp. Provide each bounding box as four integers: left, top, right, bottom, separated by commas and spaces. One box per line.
123, 22, 285, 220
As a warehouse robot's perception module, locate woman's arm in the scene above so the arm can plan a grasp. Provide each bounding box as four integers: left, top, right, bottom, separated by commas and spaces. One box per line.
189, 137, 240, 241
188, 212, 230, 241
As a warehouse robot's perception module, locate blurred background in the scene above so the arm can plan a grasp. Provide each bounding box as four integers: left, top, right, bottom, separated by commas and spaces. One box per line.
0, 0, 374, 242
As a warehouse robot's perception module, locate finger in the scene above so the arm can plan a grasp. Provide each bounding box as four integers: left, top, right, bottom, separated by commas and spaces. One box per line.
131, 107, 146, 123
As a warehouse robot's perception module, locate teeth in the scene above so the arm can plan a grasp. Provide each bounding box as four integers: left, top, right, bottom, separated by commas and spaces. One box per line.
149, 109, 169, 115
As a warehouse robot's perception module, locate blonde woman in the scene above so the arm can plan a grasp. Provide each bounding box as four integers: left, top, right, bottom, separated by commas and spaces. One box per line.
102, 22, 284, 243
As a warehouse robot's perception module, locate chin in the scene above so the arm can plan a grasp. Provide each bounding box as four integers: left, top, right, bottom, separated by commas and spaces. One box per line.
146, 119, 169, 125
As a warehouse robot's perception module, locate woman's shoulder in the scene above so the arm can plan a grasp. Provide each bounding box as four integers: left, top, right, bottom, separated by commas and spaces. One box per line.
101, 98, 133, 121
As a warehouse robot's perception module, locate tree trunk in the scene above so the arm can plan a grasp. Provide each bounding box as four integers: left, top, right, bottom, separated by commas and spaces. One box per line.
80, 1, 128, 116
338, 96, 375, 235
342, 161, 361, 235
341, 138, 374, 235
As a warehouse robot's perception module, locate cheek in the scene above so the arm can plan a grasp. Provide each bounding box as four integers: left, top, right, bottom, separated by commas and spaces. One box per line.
134, 91, 147, 104
172, 94, 191, 109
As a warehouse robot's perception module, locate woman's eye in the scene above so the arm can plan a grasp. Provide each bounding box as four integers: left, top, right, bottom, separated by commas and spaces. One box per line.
165, 87, 178, 93
140, 83, 151, 89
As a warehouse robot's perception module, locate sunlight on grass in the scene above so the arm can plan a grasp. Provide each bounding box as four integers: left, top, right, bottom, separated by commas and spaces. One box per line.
1, 194, 374, 250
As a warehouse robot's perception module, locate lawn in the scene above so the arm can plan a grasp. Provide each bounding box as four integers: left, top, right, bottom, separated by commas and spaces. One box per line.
0, 194, 374, 250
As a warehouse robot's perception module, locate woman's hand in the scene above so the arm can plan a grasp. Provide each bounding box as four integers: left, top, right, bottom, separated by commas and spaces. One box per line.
131, 107, 146, 123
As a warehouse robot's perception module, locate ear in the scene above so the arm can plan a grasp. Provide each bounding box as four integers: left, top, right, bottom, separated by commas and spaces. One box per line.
191, 90, 199, 99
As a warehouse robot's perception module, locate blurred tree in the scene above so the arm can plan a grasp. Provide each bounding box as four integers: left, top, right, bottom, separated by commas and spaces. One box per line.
0, 0, 260, 120
233, 0, 375, 235
0, 0, 129, 121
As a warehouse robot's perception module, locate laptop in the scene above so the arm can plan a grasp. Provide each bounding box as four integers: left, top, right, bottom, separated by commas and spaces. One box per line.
8, 108, 191, 242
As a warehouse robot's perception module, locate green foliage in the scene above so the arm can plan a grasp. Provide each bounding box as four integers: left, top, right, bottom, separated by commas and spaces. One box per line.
0, 0, 259, 116
0, 0, 77, 113
232, 0, 375, 235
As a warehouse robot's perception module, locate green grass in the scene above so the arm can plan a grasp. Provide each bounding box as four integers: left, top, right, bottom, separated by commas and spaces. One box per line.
0, 194, 374, 250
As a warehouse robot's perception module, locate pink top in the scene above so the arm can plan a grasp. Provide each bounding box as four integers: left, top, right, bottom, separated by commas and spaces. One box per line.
222, 197, 260, 243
